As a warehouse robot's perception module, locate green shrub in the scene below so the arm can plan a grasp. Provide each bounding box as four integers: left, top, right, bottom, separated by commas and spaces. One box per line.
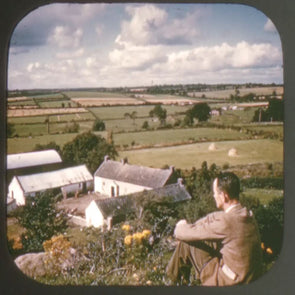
16, 191, 69, 252
241, 177, 283, 190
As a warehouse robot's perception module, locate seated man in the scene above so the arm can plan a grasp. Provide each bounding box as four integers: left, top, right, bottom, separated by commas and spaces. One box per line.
166, 172, 262, 286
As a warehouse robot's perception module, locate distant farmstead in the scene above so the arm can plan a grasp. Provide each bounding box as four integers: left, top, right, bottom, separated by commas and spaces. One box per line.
8, 165, 93, 206
94, 156, 176, 197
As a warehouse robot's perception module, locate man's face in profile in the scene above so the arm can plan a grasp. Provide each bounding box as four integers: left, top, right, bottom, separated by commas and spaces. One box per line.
213, 178, 225, 210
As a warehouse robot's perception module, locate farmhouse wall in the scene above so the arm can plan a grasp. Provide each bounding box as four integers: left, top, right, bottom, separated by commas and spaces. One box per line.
95, 176, 152, 197
8, 177, 25, 205
85, 201, 105, 228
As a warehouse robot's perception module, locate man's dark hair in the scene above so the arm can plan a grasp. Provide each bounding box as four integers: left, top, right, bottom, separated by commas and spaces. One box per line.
216, 172, 240, 200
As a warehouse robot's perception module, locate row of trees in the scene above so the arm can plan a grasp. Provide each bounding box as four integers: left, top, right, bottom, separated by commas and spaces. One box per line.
253, 99, 284, 122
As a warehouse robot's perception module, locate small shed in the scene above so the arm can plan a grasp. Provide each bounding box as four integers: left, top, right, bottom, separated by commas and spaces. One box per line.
85, 180, 191, 229
94, 156, 175, 197
8, 165, 93, 206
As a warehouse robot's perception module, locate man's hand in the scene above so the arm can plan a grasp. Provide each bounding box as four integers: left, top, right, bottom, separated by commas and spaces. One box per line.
176, 219, 187, 227
174, 219, 187, 237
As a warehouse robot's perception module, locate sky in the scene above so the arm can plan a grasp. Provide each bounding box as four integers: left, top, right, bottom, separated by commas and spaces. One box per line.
8, 3, 283, 90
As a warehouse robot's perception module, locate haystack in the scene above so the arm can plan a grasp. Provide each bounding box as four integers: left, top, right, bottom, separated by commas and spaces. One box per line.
208, 143, 217, 151
228, 148, 238, 157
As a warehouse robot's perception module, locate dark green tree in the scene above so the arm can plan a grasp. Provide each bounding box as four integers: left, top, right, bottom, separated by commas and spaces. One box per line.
252, 99, 283, 122
17, 191, 69, 252
267, 99, 283, 121
149, 105, 167, 126
124, 111, 137, 125
186, 103, 211, 123
92, 118, 106, 131
34, 141, 61, 153
62, 131, 118, 173
142, 121, 149, 129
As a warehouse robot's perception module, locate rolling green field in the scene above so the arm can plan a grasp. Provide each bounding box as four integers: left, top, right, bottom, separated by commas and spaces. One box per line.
88, 105, 189, 120
113, 127, 251, 148
119, 139, 283, 170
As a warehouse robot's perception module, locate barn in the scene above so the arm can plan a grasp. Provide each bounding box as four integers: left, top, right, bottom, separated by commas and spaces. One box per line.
94, 156, 176, 197
7, 149, 63, 183
86, 180, 191, 229
8, 165, 93, 206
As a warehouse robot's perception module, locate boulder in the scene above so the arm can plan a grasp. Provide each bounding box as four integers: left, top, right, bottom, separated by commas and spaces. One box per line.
15, 252, 48, 277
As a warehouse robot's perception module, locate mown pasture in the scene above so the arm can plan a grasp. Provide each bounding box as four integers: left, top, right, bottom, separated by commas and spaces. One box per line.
112, 127, 251, 148
118, 139, 283, 170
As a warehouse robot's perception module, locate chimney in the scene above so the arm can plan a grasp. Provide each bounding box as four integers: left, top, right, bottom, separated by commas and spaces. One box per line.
104, 155, 110, 162
121, 158, 128, 165
169, 165, 175, 172
177, 178, 184, 186
107, 216, 113, 231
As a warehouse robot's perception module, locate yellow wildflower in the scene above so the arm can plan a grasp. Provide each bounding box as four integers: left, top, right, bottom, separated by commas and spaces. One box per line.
124, 235, 133, 246
142, 230, 151, 238
133, 232, 144, 244
122, 224, 131, 232
266, 248, 273, 255
261, 242, 265, 250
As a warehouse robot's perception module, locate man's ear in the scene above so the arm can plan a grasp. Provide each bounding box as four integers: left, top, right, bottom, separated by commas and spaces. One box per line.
222, 192, 230, 203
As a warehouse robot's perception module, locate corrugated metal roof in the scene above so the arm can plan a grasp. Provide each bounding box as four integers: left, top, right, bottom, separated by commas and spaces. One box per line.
15, 165, 93, 193
94, 182, 191, 218
7, 149, 62, 169
95, 159, 173, 188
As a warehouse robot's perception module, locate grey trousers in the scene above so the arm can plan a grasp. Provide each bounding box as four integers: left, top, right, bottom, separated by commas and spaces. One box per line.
166, 240, 221, 283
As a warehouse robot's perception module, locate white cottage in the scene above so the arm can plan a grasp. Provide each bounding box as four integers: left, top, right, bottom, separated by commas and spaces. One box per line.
8, 165, 93, 206
86, 180, 191, 228
94, 156, 175, 197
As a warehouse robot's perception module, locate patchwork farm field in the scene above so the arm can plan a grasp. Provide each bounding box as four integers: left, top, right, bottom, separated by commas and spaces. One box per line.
188, 86, 283, 99
119, 139, 283, 170
7, 107, 87, 117
7, 87, 283, 174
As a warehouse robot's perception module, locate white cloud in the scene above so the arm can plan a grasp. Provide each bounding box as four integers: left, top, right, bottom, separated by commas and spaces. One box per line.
55, 48, 85, 59
264, 19, 277, 32
48, 26, 83, 48
116, 4, 200, 46
165, 41, 281, 73
109, 44, 167, 70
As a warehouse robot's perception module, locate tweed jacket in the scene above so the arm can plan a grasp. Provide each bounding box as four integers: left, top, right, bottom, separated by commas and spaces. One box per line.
174, 204, 262, 286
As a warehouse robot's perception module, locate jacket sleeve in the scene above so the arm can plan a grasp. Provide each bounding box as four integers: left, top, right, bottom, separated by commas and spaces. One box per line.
174, 212, 228, 242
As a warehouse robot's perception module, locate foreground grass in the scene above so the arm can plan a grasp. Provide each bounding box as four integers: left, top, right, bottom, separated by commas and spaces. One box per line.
241, 188, 284, 205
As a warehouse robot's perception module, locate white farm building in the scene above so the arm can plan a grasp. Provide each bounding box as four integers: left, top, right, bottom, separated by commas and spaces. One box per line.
7, 149, 62, 170
86, 181, 192, 228
94, 156, 175, 197
8, 165, 93, 206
